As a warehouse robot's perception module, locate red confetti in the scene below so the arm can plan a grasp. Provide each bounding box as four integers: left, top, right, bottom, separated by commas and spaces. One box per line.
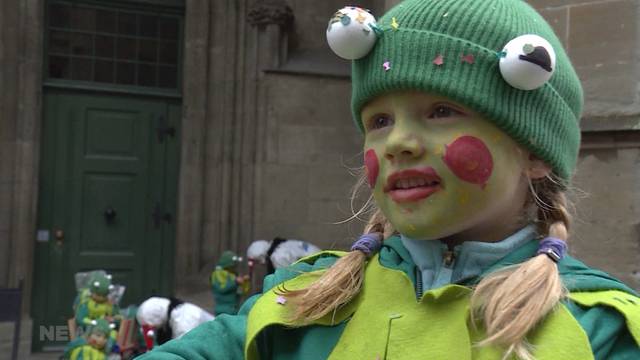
461, 54, 475, 64
433, 54, 444, 66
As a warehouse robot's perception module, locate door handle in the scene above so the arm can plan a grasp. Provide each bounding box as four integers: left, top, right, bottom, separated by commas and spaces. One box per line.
156, 115, 176, 143
152, 203, 172, 228
54, 229, 64, 246
104, 206, 117, 225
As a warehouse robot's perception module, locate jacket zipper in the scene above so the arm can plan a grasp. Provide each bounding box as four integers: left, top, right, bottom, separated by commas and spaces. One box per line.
415, 245, 457, 300
443, 249, 456, 268
415, 266, 423, 299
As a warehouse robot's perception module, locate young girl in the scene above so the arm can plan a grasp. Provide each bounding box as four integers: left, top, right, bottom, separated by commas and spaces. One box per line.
138, 0, 640, 359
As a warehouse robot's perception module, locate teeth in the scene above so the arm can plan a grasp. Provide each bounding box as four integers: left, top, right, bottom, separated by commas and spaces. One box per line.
394, 177, 438, 189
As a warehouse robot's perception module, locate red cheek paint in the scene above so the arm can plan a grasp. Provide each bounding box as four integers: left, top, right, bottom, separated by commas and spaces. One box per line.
442, 135, 493, 187
364, 149, 379, 188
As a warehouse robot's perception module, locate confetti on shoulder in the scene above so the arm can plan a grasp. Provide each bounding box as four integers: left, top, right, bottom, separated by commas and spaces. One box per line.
391, 17, 399, 30
276, 295, 287, 305
383, 61, 391, 71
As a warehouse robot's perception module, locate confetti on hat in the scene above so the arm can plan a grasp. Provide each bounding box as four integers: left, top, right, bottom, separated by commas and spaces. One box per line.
391, 17, 399, 30
461, 54, 475, 64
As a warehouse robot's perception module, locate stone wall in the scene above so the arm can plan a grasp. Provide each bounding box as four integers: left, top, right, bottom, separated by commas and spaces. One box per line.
0, 0, 43, 310
249, 0, 384, 252
253, 74, 362, 249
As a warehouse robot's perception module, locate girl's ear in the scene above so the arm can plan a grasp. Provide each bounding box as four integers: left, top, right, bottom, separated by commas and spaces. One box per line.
525, 154, 552, 180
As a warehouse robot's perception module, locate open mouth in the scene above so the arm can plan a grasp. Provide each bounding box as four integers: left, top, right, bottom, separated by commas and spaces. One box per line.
384, 167, 442, 203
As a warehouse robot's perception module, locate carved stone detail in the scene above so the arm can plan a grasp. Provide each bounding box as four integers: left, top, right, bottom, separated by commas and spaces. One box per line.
247, 1, 293, 27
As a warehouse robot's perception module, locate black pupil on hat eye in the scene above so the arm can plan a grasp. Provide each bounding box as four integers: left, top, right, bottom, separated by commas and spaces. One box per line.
518, 46, 553, 72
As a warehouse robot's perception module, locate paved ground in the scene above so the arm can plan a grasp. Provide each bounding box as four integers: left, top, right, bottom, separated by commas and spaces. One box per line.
4, 287, 215, 360
24, 351, 62, 360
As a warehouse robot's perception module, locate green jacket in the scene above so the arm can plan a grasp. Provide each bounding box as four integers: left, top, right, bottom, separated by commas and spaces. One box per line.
75, 298, 119, 327
138, 237, 640, 359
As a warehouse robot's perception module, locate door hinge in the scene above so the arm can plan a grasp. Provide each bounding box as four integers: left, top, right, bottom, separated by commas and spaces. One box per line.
156, 115, 176, 143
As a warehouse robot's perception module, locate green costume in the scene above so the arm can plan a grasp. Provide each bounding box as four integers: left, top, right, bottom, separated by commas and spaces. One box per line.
211, 251, 248, 315
210, 268, 241, 315
64, 319, 116, 360
137, 228, 640, 359
75, 273, 119, 328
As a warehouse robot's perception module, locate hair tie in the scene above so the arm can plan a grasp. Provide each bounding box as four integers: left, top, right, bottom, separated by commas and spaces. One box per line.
536, 237, 567, 263
350, 232, 383, 257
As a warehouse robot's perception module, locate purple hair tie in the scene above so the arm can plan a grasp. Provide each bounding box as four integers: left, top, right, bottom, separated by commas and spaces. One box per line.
537, 237, 567, 263
351, 232, 383, 257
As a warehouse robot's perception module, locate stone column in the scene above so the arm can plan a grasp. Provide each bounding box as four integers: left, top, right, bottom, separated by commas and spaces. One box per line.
0, 0, 44, 313
176, 0, 292, 288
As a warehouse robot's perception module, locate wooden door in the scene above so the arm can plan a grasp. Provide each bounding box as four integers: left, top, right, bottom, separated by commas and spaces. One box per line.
32, 91, 180, 350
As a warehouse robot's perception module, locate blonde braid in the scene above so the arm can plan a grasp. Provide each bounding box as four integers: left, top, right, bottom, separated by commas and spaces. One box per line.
470, 177, 571, 360
283, 208, 393, 323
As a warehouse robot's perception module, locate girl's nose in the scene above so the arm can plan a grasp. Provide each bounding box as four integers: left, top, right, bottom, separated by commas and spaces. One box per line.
384, 128, 426, 161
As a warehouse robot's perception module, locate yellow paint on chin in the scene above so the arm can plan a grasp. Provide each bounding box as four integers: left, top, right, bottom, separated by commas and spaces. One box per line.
458, 190, 470, 206
409, 224, 416, 231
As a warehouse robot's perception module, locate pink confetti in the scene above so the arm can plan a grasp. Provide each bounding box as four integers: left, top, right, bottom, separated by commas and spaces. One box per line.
383, 61, 391, 71
461, 54, 475, 64
433, 54, 444, 66
276, 295, 287, 305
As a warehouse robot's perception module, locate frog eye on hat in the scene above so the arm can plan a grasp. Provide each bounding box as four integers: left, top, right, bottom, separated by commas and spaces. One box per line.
499, 34, 556, 90
326, 6, 378, 60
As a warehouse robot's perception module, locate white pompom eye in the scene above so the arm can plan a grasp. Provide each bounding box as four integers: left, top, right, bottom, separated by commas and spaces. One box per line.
326, 7, 378, 60
499, 34, 556, 90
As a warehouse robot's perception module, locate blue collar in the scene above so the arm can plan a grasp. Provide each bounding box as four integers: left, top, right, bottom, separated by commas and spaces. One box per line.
400, 225, 538, 291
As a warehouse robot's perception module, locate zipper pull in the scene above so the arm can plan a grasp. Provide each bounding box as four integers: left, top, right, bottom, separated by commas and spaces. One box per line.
443, 250, 456, 268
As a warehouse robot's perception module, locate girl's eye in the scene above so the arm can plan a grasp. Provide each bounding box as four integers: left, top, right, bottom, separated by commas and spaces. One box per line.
367, 114, 394, 130
430, 105, 464, 119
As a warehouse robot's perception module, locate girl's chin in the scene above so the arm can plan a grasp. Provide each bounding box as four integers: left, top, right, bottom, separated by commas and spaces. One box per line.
394, 223, 451, 240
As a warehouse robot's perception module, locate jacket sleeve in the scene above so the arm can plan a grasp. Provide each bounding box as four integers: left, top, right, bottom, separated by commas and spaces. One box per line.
564, 300, 640, 359
135, 253, 341, 360
134, 295, 258, 360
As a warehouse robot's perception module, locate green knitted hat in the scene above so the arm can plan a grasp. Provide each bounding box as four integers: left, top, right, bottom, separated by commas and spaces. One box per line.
88, 318, 112, 336
89, 273, 112, 296
217, 250, 240, 269
349, 0, 583, 180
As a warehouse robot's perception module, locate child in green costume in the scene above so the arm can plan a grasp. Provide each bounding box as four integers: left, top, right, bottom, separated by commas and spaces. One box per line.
210, 251, 250, 315
75, 273, 120, 330
138, 1, 640, 359
64, 319, 118, 360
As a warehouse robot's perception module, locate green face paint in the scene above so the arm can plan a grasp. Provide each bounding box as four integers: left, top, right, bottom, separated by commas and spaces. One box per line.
362, 92, 529, 241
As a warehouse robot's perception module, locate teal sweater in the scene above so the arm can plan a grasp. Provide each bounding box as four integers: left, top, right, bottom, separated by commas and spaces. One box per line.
137, 234, 639, 359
